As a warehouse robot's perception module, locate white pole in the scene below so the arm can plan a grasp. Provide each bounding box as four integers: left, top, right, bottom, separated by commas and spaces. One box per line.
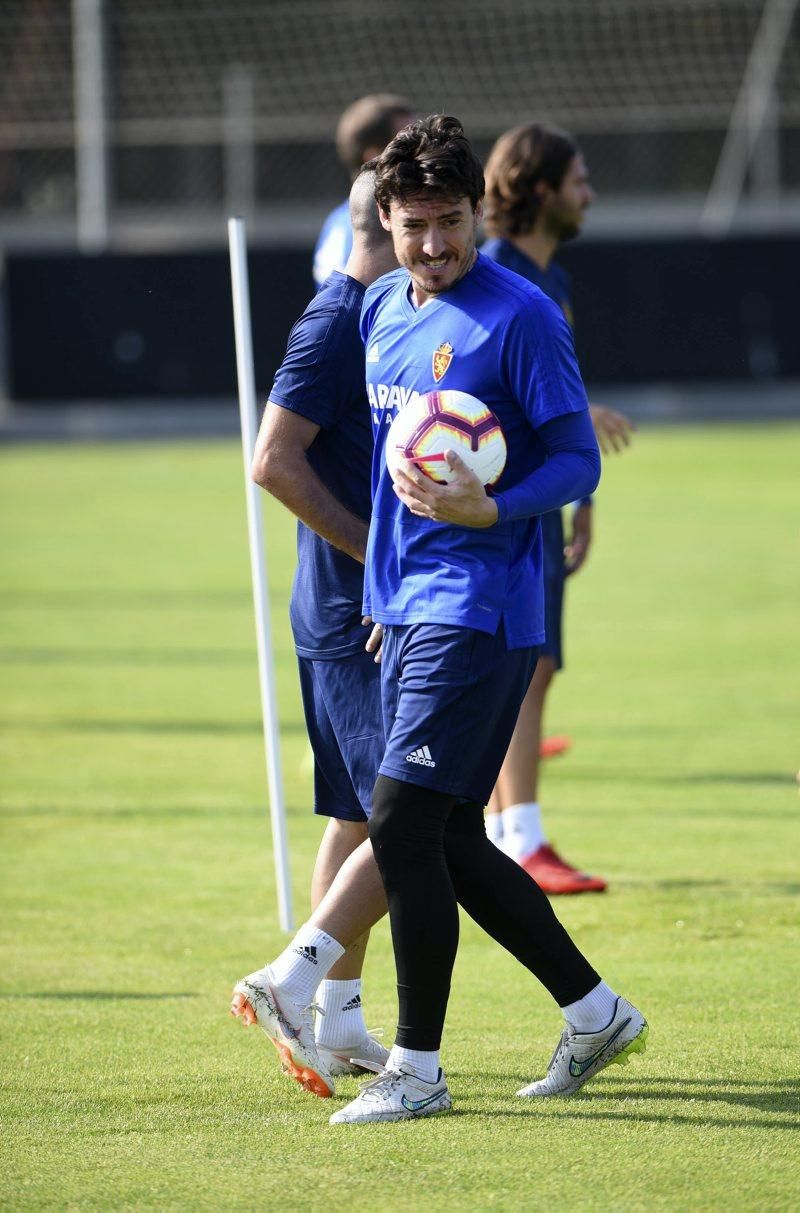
228, 216, 294, 933
223, 66, 256, 222
72, 0, 109, 251
701, 0, 799, 234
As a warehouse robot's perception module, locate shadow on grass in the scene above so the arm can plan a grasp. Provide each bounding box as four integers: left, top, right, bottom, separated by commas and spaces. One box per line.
616, 877, 800, 895
460, 1076, 800, 1125
0, 589, 252, 609
0, 803, 303, 819
0, 716, 307, 736
556, 768, 795, 788
0, 647, 265, 667
469, 1107, 800, 1131
0, 991, 198, 1000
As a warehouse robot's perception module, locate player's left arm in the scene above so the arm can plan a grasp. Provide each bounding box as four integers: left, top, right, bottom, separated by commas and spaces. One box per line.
392, 410, 600, 528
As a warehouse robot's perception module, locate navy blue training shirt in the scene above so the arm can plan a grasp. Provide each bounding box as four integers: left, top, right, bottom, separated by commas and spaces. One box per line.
480, 237, 573, 323
268, 270, 372, 659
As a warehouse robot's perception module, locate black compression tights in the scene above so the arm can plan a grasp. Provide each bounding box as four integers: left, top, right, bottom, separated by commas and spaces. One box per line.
369, 774, 600, 1050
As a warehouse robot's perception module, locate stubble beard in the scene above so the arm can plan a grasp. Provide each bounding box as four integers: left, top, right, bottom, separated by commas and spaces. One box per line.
406, 244, 477, 298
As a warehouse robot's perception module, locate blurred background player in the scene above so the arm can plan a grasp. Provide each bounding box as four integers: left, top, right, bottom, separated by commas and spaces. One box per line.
482, 122, 635, 894
233, 167, 397, 1090
312, 94, 413, 288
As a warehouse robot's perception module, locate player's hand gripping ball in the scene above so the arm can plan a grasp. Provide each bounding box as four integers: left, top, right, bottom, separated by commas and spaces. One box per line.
385, 390, 507, 487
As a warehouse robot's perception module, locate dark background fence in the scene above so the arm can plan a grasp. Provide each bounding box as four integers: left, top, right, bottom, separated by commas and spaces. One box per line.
6, 234, 799, 403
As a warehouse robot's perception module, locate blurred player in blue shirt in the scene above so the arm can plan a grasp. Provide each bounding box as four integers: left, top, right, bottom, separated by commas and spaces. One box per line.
312, 94, 412, 288
231, 169, 398, 1091
482, 124, 634, 894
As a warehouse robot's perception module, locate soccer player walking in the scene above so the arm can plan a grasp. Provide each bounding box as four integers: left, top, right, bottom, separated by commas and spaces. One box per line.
234, 117, 647, 1123
231, 168, 398, 1090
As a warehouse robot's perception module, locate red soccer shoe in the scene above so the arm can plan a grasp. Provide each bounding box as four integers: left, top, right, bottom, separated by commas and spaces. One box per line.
521, 843, 607, 894
539, 735, 572, 759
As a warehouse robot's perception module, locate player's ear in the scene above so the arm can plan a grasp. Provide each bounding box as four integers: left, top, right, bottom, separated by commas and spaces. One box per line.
474, 200, 484, 223
378, 207, 392, 232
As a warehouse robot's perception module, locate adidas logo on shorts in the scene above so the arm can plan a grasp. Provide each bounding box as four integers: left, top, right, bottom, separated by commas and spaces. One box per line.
405, 745, 436, 768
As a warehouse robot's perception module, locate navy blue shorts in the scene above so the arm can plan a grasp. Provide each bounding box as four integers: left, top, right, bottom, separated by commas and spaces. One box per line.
540, 509, 565, 669
297, 649, 383, 822
379, 623, 539, 806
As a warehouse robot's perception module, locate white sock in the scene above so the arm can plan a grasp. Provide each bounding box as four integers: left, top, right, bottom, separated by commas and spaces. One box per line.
561, 981, 619, 1034
500, 802, 545, 860
314, 978, 368, 1047
485, 812, 504, 845
269, 924, 345, 1005
388, 1044, 440, 1084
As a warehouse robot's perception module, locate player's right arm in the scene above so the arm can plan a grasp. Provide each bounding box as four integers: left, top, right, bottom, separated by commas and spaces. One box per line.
252, 402, 369, 564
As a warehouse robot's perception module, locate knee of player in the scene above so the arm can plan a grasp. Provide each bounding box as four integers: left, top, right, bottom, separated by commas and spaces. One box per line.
369, 775, 452, 864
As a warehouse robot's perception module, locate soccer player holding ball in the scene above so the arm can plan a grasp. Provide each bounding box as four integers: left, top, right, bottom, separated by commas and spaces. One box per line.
340, 115, 645, 1122
234, 118, 647, 1124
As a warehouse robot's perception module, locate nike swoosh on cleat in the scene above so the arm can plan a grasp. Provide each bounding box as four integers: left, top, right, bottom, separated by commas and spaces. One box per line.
400, 1089, 447, 1112
568, 1018, 632, 1077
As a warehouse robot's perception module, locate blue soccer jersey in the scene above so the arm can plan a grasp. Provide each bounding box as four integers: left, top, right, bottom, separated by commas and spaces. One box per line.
312, 201, 353, 288
269, 270, 372, 659
360, 253, 597, 649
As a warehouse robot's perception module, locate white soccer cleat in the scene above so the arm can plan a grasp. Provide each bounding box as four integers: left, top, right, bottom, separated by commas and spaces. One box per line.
329, 1063, 452, 1124
317, 1030, 390, 1078
517, 996, 648, 1098
230, 964, 334, 1098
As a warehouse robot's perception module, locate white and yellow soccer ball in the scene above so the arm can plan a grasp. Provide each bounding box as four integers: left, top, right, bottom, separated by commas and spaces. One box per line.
385, 390, 507, 487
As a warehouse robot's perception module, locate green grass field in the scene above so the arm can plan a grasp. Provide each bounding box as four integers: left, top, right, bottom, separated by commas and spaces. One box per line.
1, 425, 798, 1210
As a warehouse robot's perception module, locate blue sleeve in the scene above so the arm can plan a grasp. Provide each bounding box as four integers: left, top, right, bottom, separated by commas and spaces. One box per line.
269, 295, 363, 430
502, 294, 589, 428
493, 411, 600, 523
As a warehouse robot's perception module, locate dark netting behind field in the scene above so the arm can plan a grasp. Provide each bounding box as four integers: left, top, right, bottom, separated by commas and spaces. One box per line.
0, 0, 798, 230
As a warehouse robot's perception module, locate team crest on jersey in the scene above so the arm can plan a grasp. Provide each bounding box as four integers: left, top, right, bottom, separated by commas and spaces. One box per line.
432, 341, 453, 383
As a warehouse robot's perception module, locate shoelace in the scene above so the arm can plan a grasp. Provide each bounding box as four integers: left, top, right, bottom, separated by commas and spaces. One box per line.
546, 1028, 570, 1071
275, 997, 322, 1041
346, 1028, 386, 1073
357, 1067, 405, 1101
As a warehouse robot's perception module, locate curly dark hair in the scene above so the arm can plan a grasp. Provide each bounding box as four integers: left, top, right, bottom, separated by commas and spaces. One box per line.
374, 114, 484, 213
483, 124, 579, 238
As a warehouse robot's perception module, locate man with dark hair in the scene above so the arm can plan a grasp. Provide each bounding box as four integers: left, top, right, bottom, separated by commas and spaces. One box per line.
327, 114, 645, 1122
230, 167, 397, 1093
482, 123, 634, 894
233, 117, 646, 1125
313, 94, 413, 287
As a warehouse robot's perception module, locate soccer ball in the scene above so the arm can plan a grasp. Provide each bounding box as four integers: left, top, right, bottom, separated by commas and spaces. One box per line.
385, 390, 507, 486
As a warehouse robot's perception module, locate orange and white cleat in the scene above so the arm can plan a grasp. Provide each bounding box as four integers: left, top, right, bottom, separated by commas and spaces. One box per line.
520, 843, 607, 894
231, 965, 334, 1098
539, 735, 573, 759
